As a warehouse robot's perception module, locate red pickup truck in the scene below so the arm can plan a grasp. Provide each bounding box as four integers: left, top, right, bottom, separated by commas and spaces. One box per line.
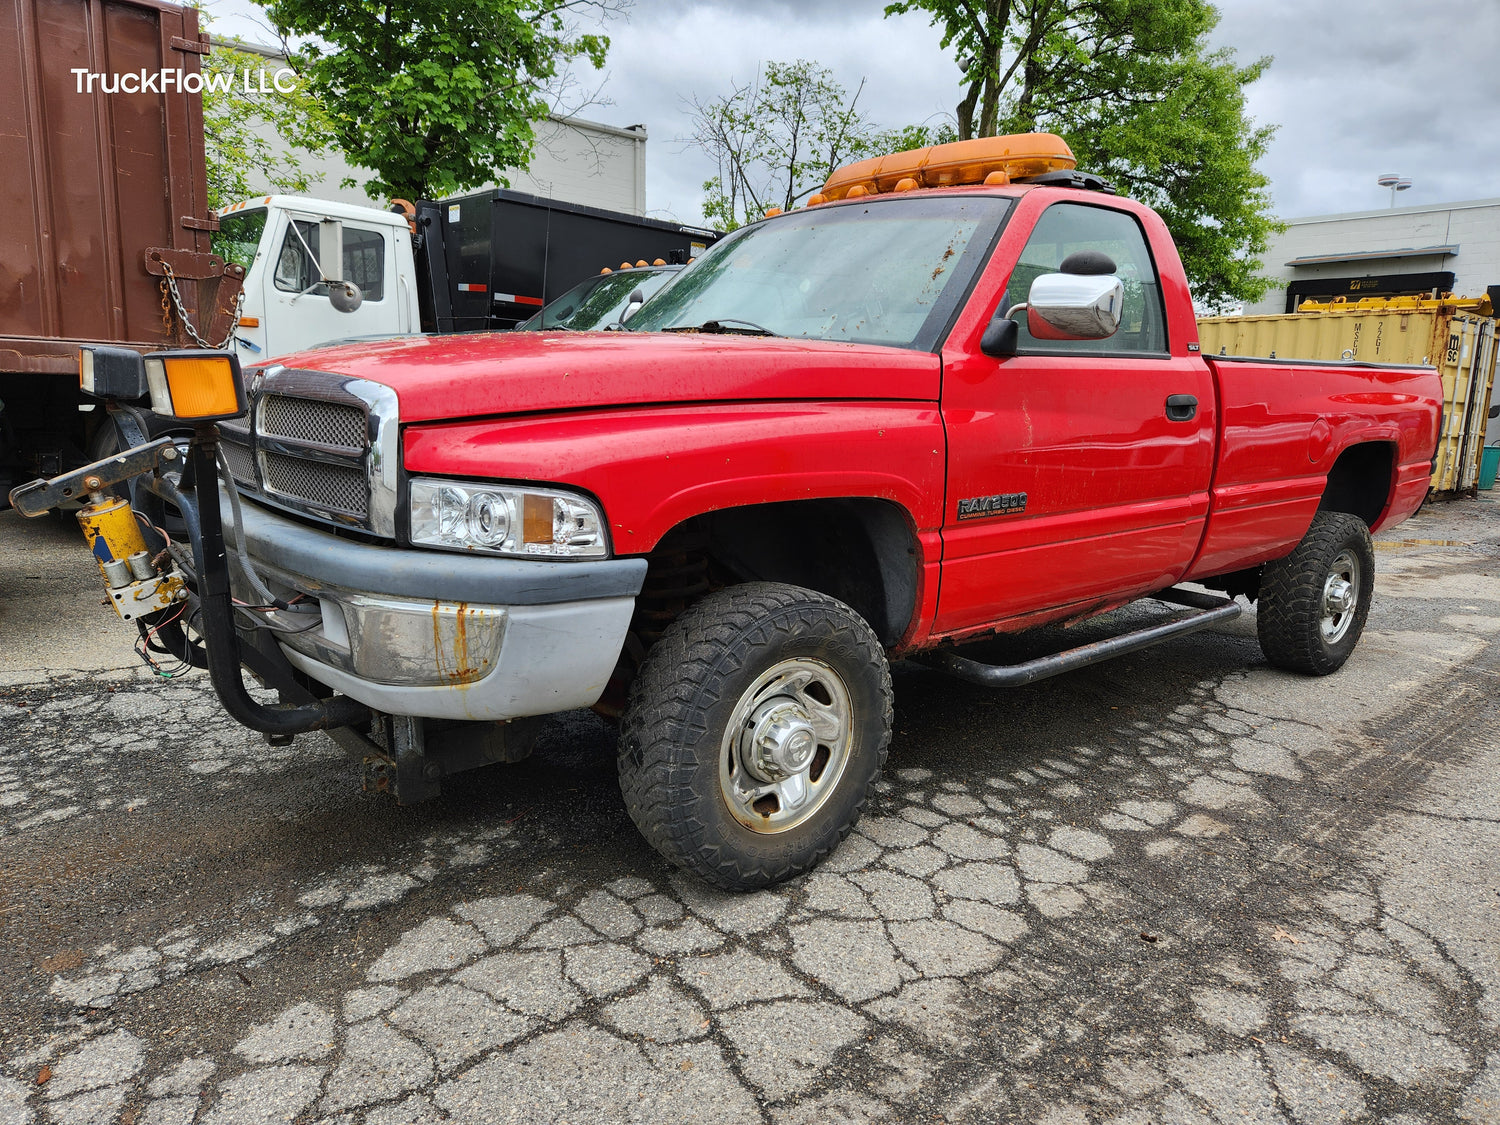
24, 135, 1442, 889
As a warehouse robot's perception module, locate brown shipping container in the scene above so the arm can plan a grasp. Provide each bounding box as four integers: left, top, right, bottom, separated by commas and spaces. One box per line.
0, 0, 237, 369
1, 0, 245, 483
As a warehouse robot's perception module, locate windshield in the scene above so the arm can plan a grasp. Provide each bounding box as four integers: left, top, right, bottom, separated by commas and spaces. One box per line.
212, 208, 268, 271
517, 268, 678, 331
627, 195, 1010, 350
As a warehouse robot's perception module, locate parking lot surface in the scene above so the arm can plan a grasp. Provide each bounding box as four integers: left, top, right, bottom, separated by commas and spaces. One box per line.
1, 499, 1498, 1124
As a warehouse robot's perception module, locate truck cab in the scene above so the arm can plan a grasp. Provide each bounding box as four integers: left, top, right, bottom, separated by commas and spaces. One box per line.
212, 196, 421, 363
209, 191, 721, 365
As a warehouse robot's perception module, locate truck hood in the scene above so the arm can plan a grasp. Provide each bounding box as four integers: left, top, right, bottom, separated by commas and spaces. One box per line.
263, 331, 941, 423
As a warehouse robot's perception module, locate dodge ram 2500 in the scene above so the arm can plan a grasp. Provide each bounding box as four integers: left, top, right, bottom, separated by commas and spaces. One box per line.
14, 134, 1442, 889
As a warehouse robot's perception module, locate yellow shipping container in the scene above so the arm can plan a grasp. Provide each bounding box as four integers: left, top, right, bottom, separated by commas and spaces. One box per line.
1197, 297, 1498, 496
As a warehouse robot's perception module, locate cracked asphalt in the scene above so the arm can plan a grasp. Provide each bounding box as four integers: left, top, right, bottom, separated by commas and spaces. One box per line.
1, 498, 1498, 1125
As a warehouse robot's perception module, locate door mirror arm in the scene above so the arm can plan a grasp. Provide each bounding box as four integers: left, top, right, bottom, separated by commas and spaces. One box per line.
980, 313, 1020, 357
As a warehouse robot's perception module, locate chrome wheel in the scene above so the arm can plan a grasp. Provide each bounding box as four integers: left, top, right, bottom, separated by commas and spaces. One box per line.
719, 657, 853, 833
1258, 512, 1374, 676
1320, 549, 1360, 644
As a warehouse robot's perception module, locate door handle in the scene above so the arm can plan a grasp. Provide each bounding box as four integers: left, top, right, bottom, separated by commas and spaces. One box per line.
1165, 394, 1198, 422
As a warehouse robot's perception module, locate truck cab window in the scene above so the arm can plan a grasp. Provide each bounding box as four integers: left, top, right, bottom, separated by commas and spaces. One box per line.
1007, 203, 1167, 356
343, 227, 385, 302
212, 209, 267, 271
273, 221, 385, 301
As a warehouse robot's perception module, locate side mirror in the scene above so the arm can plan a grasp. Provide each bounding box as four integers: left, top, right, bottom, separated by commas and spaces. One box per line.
329, 280, 363, 314
1025, 271, 1124, 340
318, 219, 344, 283
1490, 403, 1500, 420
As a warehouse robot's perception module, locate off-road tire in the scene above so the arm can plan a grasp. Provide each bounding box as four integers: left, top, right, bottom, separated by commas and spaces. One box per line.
618, 582, 893, 890
1257, 511, 1375, 675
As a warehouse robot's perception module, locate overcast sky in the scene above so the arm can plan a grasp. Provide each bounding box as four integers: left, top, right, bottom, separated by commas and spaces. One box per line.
205, 0, 1500, 225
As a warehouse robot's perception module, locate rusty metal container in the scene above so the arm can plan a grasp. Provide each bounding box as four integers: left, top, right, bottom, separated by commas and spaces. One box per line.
0, 0, 246, 486
1198, 297, 1499, 497
0, 0, 242, 373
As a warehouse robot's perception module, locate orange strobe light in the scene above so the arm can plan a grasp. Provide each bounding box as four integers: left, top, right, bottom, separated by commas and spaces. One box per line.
819, 133, 1076, 201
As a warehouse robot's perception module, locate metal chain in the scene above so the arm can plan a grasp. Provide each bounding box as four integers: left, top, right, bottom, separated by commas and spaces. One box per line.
159, 280, 174, 337
160, 260, 244, 350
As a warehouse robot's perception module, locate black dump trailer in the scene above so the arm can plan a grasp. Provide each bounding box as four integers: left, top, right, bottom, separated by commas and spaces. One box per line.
414, 189, 721, 333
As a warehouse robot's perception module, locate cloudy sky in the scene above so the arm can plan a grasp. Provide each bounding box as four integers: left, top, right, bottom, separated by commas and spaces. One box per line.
206, 0, 1500, 226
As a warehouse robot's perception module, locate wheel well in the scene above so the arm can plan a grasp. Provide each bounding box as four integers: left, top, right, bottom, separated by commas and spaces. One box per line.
592, 499, 919, 719
1319, 442, 1395, 529
648, 499, 918, 647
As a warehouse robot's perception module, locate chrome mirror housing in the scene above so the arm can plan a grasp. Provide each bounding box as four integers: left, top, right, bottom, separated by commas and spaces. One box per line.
1025, 272, 1124, 340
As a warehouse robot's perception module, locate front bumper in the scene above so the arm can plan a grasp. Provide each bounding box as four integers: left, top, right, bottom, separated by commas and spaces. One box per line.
223, 493, 646, 721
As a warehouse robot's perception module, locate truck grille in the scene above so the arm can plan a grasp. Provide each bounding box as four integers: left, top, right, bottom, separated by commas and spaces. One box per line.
220, 439, 256, 487
216, 370, 396, 533
260, 395, 366, 451
262, 451, 368, 517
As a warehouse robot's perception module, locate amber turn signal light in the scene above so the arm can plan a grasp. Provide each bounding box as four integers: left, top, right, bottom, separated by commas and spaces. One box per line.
143, 351, 248, 422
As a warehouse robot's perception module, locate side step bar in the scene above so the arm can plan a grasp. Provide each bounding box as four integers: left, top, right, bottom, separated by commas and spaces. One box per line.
917, 588, 1243, 688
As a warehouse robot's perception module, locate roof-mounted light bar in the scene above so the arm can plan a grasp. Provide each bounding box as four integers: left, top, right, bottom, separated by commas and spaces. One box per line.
812, 133, 1077, 204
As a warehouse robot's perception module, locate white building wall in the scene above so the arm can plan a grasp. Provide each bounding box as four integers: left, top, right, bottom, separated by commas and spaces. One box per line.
1247, 198, 1500, 315
222, 40, 647, 213
241, 113, 647, 214
499, 118, 648, 215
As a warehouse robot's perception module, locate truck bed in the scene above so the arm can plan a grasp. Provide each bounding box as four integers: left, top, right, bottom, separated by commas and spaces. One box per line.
1187, 354, 1442, 581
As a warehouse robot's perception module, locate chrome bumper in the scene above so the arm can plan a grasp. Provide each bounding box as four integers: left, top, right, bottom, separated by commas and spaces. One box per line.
223, 494, 645, 721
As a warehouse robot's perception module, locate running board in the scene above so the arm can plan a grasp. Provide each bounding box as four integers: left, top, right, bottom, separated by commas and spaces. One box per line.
917, 588, 1243, 689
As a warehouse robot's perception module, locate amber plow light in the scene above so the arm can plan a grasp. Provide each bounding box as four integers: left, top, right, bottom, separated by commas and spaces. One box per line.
819, 133, 1076, 201
143, 351, 248, 422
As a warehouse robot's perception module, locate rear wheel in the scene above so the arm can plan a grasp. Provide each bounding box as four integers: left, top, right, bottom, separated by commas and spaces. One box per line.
618, 582, 892, 889
1257, 511, 1375, 675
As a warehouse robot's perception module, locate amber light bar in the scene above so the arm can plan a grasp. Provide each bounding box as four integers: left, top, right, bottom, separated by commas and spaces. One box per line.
815, 133, 1077, 203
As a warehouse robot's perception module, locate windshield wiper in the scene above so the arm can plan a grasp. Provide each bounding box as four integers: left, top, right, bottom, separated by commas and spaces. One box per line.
662, 318, 778, 337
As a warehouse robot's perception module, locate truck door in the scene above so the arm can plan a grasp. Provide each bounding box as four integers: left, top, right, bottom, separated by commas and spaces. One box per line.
935, 201, 1215, 636
261, 213, 399, 359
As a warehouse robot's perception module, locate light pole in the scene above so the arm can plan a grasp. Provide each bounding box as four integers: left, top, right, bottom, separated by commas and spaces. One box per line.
1377, 174, 1412, 208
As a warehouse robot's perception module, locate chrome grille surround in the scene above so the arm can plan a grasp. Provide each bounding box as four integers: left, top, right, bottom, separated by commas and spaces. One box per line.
220, 365, 400, 537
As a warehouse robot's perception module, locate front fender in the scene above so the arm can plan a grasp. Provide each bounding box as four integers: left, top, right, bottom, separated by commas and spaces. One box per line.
402, 401, 947, 554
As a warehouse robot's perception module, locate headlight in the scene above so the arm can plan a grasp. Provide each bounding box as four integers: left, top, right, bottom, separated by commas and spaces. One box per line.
408, 478, 608, 558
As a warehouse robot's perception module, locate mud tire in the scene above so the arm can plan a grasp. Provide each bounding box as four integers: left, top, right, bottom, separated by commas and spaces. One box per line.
618, 582, 892, 889
1257, 511, 1375, 675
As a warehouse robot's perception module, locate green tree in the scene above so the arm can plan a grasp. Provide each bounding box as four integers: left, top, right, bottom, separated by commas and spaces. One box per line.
691, 60, 878, 229
870, 122, 959, 154
256, 0, 614, 202
885, 0, 1280, 309
200, 40, 332, 213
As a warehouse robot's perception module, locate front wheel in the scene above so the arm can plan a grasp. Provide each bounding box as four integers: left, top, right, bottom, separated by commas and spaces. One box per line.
618, 582, 893, 889
1257, 511, 1375, 675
